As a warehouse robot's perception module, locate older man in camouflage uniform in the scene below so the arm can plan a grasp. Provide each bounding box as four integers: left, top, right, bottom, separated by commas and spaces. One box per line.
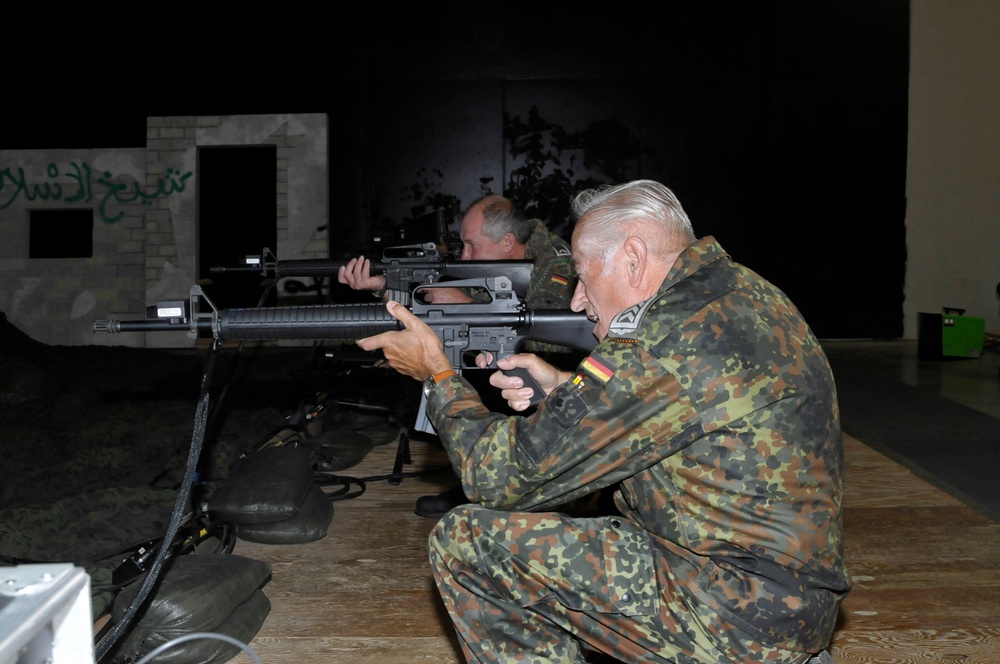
457, 194, 575, 310
359, 180, 849, 662
338, 193, 575, 308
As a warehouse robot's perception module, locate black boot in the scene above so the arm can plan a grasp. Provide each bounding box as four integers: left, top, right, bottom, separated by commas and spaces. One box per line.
415, 484, 469, 518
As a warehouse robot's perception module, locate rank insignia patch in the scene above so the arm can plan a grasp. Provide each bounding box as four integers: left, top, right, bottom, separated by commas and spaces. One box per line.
580, 355, 615, 383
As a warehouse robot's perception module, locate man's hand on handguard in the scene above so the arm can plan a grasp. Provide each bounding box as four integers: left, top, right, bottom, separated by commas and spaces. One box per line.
357, 300, 452, 381
476, 352, 573, 412
337, 255, 387, 292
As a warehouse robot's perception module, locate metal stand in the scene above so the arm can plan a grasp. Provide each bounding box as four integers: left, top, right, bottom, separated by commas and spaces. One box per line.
389, 429, 413, 486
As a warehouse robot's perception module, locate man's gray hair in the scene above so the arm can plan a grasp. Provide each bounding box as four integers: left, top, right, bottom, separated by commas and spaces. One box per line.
468, 195, 534, 244
572, 180, 696, 261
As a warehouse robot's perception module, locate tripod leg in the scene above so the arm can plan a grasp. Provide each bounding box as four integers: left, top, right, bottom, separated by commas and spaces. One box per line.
389, 429, 412, 485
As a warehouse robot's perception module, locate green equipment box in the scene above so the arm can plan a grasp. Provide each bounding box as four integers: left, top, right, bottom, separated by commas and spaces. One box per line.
918, 308, 986, 359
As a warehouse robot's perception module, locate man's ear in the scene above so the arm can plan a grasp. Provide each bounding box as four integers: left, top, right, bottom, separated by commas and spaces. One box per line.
502, 232, 517, 254
622, 236, 647, 287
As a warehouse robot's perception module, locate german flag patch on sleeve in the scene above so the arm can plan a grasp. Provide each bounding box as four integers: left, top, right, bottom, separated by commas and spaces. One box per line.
580, 355, 615, 383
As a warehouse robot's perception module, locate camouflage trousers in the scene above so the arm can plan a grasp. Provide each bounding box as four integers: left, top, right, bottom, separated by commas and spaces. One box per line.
428, 505, 814, 664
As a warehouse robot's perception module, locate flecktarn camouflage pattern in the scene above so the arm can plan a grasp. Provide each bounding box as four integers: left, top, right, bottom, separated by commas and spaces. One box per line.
425, 237, 850, 662
522, 220, 578, 360
522, 219, 576, 310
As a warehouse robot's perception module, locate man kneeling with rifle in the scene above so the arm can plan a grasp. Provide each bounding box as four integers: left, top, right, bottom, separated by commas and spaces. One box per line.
356, 180, 849, 663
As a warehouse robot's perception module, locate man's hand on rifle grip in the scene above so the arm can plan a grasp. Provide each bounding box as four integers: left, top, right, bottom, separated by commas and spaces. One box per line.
481, 353, 572, 412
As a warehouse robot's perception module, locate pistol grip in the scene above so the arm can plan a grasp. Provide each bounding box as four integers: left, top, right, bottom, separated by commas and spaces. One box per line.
501, 367, 544, 407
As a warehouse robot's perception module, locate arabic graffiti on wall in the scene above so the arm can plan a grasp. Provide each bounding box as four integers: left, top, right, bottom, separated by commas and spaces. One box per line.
0, 162, 193, 223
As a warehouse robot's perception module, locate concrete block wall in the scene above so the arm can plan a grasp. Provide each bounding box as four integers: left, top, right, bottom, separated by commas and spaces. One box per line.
0, 148, 149, 346
0, 113, 329, 349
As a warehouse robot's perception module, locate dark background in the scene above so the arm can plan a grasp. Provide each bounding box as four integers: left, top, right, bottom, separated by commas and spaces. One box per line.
0, 2, 909, 339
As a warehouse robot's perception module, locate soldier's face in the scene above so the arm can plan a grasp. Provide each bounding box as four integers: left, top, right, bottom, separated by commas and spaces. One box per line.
459, 208, 507, 260
570, 243, 631, 341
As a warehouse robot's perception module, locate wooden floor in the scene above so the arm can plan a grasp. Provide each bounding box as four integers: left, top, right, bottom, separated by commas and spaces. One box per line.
224, 426, 1000, 664
229, 436, 463, 663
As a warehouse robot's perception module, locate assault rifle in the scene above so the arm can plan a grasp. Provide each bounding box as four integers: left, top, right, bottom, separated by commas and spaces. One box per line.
210, 242, 536, 305
94, 276, 597, 396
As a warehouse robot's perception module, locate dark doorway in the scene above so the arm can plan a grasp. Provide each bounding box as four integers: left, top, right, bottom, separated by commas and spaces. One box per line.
198, 146, 277, 310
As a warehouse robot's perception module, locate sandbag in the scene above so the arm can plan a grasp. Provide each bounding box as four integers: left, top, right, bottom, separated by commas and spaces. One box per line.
305, 428, 375, 472
110, 553, 271, 663
207, 445, 315, 524
333, 410, 401, 446
234, 481, 334, 544
123, 590, 271, 664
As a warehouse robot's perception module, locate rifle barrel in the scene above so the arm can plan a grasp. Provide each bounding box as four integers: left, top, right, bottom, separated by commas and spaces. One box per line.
208, 259, 353, 277
93, 319, 213, 334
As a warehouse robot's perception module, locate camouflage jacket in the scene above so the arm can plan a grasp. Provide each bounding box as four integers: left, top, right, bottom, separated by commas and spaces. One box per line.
426, 236, 850, 652
521, 220, 575, 309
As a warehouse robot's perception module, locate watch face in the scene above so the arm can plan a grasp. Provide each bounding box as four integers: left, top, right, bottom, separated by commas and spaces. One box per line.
422, 377, 435, 398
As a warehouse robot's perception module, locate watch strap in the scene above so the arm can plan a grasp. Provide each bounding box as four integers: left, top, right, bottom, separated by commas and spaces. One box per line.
430, 369, 457, 384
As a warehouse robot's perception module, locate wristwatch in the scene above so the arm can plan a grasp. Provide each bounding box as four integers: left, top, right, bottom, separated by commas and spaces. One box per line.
423, 369, 457, 398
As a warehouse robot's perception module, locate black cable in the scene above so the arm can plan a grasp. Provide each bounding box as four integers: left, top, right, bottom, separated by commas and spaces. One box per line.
133, 631, 262, 664
356, 464, 453, 484
314, 474, 367, 501
94, 345, 218, 662
216, 524, 237, 554
306, 462, 453, 507
0, 533, 154, 567
205, 281, 276, 426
